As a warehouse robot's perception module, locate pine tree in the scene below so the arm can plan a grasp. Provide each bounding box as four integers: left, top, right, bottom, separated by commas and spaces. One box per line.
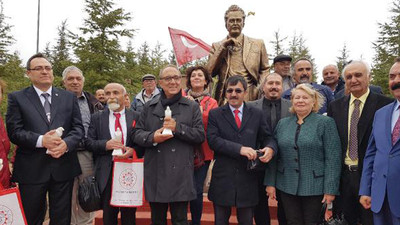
269, 30, 287, 59
51, 20, 73, 77
0, 0, 14, 64
288, 32, 317, 80
336, 43, 350, 74
71, 0, 134, 93
371, 0, 400, 95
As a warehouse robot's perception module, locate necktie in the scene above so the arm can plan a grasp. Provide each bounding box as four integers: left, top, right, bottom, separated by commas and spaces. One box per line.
234, 109, 241, 128
349, 99, 361, 160
392, 107, 400, 145
41, 93, 51, 122
114, 112, 124, 144
270, 102, 277, 130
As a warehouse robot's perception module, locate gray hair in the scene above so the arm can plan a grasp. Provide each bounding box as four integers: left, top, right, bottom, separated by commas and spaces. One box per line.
322, 64, 339, 72
62, 66, 84, 81
342, 60, 371, 78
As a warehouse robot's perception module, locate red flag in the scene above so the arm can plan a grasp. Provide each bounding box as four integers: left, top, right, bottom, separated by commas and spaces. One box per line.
168, 27, 211, 66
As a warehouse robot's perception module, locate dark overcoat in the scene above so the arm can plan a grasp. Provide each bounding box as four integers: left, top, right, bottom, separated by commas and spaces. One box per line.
133, 96, 205, 203
207, 103, 277, 207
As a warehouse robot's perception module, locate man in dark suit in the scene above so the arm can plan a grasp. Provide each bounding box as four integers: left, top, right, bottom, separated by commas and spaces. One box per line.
207, 75, 277, 225
249, 73, 291, 225
6, 53, 84, 225
327, 60, 393, 225
86, 83, 139, 225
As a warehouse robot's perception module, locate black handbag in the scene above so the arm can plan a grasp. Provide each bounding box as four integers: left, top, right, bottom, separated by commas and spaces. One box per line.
78, 175, 102, 212
318, 202, 349, 225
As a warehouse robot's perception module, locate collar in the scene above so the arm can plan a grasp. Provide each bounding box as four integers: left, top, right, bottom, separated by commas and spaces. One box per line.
78, 92, 87, 100
350, 88, 370, 105
109, 108, 126, 116
33, 85, 52, 97
229, 103, 244, 113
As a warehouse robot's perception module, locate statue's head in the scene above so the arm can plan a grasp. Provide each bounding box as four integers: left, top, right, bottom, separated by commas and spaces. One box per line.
224, 5, 245, 38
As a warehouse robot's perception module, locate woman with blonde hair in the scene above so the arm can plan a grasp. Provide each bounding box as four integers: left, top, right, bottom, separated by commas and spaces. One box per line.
265, 83, 341, 225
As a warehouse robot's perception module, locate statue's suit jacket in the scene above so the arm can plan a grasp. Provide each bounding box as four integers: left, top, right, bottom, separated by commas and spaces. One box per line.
207, 35, 269, 104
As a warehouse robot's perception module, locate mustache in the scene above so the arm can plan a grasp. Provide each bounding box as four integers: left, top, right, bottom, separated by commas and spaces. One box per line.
229, 97, 238, 100
107, 99, 119, 104
269, 88, 279, 92
391, 82, 400, 91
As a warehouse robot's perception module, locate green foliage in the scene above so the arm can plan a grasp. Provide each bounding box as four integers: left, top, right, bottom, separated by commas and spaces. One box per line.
71, 0, 134, 93
336, 43, 350, 74
269, 30, 287, 59
371, 0, 400, 95
287, 33, 317, 80
50, 20, 74, 77
0, 0, 14, 64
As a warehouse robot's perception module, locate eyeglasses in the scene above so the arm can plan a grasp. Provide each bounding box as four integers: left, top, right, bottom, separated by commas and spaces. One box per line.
160, 76, 181, 82
28, 66, 53, 72
226, 88, 244, 94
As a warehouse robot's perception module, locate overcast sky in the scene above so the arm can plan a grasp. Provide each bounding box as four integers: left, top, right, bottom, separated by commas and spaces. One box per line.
3, 0, 395, 81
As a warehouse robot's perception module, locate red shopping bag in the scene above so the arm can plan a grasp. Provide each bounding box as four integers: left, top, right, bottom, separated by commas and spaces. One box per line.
0, 183, 28, 225
110, 158, 145, 207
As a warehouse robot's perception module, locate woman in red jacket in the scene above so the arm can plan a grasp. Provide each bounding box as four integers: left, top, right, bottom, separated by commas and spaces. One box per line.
0, 79, 11, 188
184, 66, 218, 225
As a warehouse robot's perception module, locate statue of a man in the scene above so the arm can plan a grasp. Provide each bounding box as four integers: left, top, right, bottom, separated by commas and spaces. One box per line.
207, 5, 270, 105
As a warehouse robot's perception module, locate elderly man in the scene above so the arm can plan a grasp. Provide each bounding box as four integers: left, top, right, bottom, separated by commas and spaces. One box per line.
62, 66, 103, 225
328, 60, 393, 225
359, 58, 400, 225
207, 75, 277, 225
321, 64, 345, 98
207, 5, 269, 105
250, 73, 291, 225
273, 55, 294, 92
95, 89, 107, 106
6, 53, 83, 225
282, 58, 333, 114
133, 65, 205, 225
86, 83, 139, 225
131, 74, 160, 112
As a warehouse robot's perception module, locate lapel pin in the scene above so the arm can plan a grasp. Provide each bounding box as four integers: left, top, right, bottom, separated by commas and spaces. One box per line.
55, 93, 58, 96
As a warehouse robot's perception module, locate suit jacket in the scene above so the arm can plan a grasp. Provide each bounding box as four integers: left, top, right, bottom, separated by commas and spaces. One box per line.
248, 97, 292, 127
359, 101, 400, 217
207, 35, 269, 104
265, 113, 341, 196
6, 86, 83, 184
86, 108, 139, 194
207, 103, 277, 207
335, 85, 383, 99
327, 92, 393, 174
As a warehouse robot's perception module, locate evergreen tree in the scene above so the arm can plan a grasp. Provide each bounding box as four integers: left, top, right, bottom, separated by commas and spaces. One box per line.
336, 43, 350, 74
0, 0, 14, 64
269, 30, 287, 59
288, 32, 317, 80
71, 0, 134, 93
51, 20, 73, 77
371, 0, 400, 95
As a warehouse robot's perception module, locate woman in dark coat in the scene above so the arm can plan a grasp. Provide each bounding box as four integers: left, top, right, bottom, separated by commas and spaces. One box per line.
133, 65, 205, 225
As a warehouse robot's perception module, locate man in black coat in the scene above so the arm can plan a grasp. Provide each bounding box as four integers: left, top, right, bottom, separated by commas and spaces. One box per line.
207, 75, 277, 225
328, 60, 393, 225
86, 83, 139, 225
6, 53, 84, 225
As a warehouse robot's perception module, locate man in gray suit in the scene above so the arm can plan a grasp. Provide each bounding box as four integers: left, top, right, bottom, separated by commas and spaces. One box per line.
249, 72, 291, 225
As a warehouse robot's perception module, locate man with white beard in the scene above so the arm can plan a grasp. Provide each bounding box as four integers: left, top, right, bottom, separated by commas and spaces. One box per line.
86, 83, 140, 225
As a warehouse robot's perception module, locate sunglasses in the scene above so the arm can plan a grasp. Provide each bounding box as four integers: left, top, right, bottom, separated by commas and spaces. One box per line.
226, 88, 244, 94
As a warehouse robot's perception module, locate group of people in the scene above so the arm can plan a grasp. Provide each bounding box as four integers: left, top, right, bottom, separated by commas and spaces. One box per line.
0, 3, 399, 225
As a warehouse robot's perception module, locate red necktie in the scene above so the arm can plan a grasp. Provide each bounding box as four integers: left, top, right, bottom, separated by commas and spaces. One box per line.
114, 112, 124, 144
234, 109, 241, 128
392, 109, 400, 145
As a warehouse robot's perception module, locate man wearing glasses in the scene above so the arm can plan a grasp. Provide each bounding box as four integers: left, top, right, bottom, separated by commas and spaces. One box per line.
6, 53, 84, 225
207, 75, 277, 225
132, 65, 205, 225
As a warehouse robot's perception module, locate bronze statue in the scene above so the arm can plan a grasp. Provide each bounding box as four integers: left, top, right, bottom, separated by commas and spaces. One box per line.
207, 5, 270, 105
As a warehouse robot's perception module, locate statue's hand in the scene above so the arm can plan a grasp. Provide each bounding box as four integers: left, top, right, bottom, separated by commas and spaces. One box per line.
223, 38, 236, 48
